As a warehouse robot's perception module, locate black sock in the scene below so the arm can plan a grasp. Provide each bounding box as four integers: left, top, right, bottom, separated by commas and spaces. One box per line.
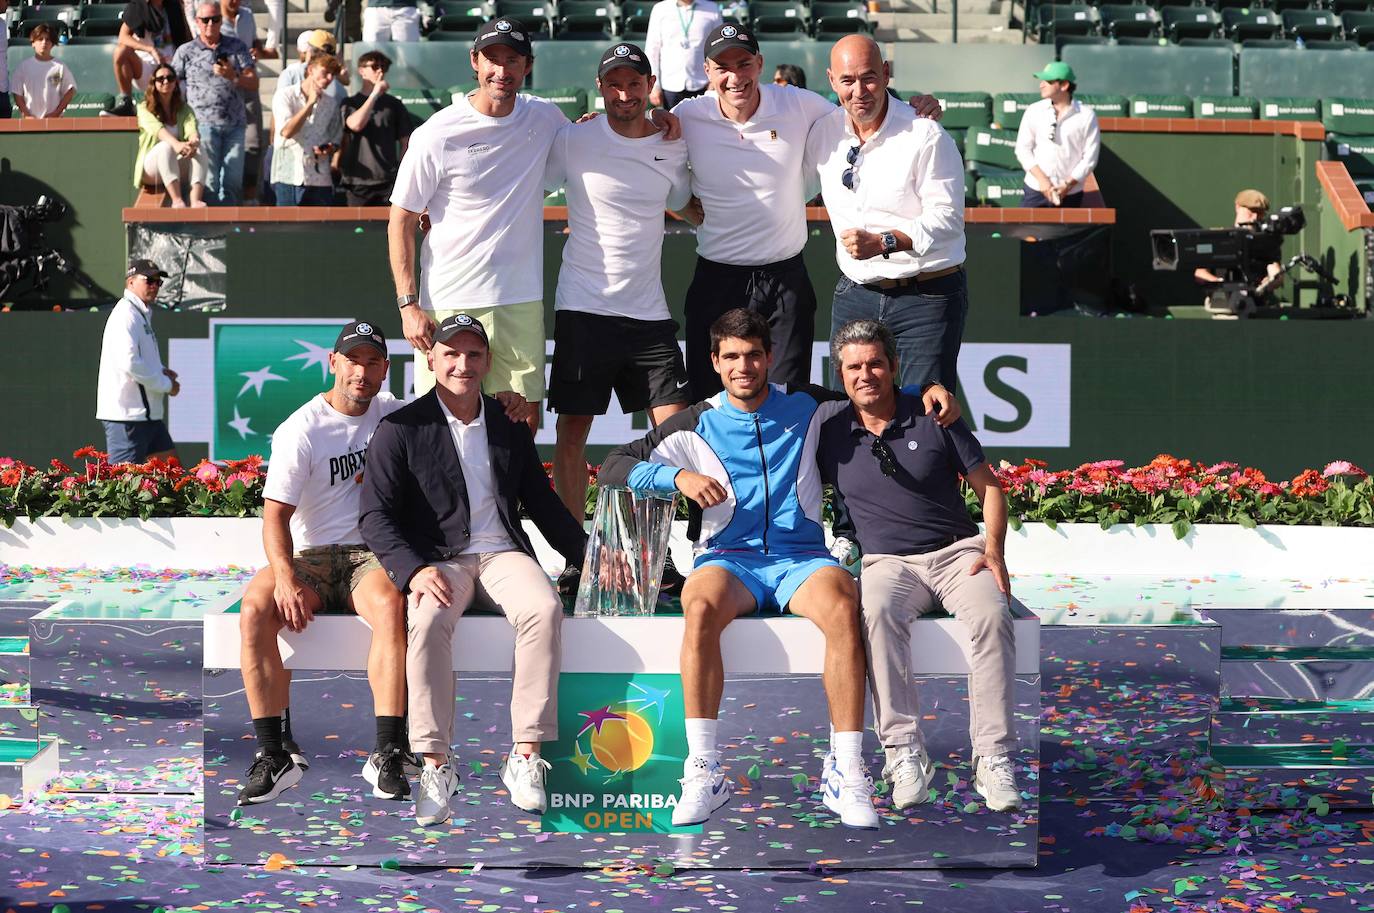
281, 707, 294, 742
253, 716, 285, 756
376, 715, 405, 752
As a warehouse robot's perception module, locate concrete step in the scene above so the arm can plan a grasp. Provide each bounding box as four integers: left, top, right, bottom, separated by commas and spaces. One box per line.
0, 738, 59, 806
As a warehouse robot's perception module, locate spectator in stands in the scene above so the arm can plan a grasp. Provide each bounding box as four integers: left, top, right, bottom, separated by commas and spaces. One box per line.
113, 0, 191, 117
645, 0, 722, 110
1015, 62, 1099, 209
263, 0, 285, 56
280, 31, 349, 103
11, 25, 76, 119
772, 63, 805, 89
817, 318, 1021, 814
362, 0, 421, 42
1194, 188, 1284, 296
236, 320, 410, 807
134, 63, 209, 207
172, 1, 258, 205
803, 35, 966, 393
271, 53, 343, 206
220, 0, 264, 197
96, 259, 180, 463
326, 0, 363, 43
220, 0, 254, 46
359, 313, 586, 827
339, 50, 411, 206
1, 0, 12, 119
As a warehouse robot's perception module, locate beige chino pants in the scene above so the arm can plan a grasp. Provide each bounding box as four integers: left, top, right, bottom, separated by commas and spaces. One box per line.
406, 550, 562, 755
860, 534, 1018, 758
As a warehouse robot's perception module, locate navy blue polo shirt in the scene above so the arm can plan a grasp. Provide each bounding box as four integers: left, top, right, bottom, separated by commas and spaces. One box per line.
815, 392, 985, 557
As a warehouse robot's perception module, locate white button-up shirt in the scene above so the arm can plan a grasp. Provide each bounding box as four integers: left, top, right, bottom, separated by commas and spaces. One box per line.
644, 0, 722, 94
1014, 97, 1100, 191
96, 290, 174, 422
804, 99, 966, 282
436, 395, 518, 556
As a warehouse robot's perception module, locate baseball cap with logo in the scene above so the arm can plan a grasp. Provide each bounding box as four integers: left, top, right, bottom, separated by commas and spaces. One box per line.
126, 258, 167, 280
705, 23, 759, 61
334, 320, 388, 357
472, 16, 533, 58
598, 42, 652, 79
433, 313, 491, 348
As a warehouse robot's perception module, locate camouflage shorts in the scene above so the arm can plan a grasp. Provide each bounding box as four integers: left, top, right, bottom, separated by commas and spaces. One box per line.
292, 544, 383, 613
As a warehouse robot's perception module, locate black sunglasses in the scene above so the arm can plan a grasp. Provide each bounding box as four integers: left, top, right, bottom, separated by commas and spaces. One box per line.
142, 275, 164, 285
841, 144, 860, 191
198, 14, 222, 22
153, 74, 176, 83
1050, 118, 1060, 145
870, 437, 898, 477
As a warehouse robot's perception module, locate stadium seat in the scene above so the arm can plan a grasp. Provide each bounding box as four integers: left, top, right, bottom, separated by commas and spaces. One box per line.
1035, 3, 1100, 42
1054, 34, 1109, 54
1099, 4, 1160, 38
1258, 96, 1320, 120
963, 126, 1021, 175
620, 12, 649, 39
1115, 36, 1168, 45
1331, 0, 1374, 12
975, 174, 1027, 207
1328, 134, 1374, 177
65, 33, 116, 43
1240, 38, 1299, 48
811, 1, 870, 37
1128, 94, 1193, 117
1343, 10, 1374, 44
64, 90, 113, 115
1077, 92, 1128, 116
1303, 39, 1360, 48
426, 29, 478, 38
1322, 97, 1374, 133
1223, 8, 1282, 40
1269, 0, 1321, 12
1194, 94, 1259, 119
431, 1, 489, 36
990, 92, 1039, 129
494, 0, 554, 38
556, 0, 616, 38
1178, 37, 1236, 49
932, 91, 992, 129
15, 17, 72, 39
527, 85, 588, 118
1282, 9, 1341, 40
75, 15, 123, 36
750, 1, 808, 34
1145, 0, 1197, 8
1163, 6, 1222, 41
1210, 0, 1261, 9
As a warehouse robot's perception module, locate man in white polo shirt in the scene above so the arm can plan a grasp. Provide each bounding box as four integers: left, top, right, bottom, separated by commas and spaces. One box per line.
543, 42, 693, 524
804, 35, 967, 393
645, 0, 721, 111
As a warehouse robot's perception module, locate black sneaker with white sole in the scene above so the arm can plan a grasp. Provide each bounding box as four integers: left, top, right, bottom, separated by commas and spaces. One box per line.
284, 738, 310, 770
661, 553, 685, 596
237, 750, 303, 805
363, 745, 412, 800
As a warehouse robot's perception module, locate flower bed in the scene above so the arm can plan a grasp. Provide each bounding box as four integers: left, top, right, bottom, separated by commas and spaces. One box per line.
1, 449, 1370, 536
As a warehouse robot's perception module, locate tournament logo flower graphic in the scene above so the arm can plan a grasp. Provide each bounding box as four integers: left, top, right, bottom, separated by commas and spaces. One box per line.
570, 681, 670, 782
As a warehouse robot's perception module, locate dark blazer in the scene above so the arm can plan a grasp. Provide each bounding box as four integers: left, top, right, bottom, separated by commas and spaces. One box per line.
359, 390, 588, 592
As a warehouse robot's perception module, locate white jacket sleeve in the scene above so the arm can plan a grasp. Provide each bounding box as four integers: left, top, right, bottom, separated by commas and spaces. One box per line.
106, 308, 173, 394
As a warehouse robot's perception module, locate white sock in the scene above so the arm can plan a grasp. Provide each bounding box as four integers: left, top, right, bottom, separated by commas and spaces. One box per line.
832, 730, 864, 770
685, 717, 719, 761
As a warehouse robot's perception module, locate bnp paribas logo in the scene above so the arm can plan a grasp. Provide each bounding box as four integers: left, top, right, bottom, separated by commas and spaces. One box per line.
544, 673, 692, 834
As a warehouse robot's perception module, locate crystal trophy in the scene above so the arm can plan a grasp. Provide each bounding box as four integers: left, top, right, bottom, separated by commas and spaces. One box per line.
574, 484, 679, 617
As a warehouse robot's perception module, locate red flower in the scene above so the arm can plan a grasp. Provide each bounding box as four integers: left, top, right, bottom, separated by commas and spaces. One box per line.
72, 445, 104, 460
0, 468, 21, 487
1289, 469, 1329, 498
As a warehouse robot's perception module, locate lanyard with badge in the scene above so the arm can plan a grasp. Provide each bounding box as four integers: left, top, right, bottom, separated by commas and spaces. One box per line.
675, 1, 694, 48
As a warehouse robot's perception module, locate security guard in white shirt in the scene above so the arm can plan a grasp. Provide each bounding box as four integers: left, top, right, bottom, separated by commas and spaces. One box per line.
804, 35, 968, 393
95, 259, 180, 462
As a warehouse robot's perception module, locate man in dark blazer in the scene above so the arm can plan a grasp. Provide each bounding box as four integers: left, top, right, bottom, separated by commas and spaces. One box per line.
360, 312, 588, 828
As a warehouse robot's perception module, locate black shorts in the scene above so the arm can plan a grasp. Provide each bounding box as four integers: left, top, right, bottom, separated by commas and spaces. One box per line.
547, 311, 691, 415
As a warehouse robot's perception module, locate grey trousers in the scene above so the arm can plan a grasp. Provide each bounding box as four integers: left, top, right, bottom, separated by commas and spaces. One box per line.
859, 534, 1017, 758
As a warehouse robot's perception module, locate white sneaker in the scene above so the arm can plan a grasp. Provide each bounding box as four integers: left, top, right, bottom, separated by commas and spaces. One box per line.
883, 745, 936, 810
501, 749, 552, 814
822, 759, 880, 829
671, 755, 731, 826
415, 762, 460, 826
974, 754, 1022, 812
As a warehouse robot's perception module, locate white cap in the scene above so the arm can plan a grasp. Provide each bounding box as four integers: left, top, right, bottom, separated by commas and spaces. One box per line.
296, 30, 313, 53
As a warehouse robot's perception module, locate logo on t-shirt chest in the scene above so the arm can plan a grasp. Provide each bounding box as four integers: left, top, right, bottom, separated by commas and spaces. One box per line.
328, 445, 369, 486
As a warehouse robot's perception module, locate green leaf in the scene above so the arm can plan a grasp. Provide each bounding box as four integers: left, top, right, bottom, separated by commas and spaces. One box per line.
1171, 518, 1191, 540
1235, 513, 1256, 529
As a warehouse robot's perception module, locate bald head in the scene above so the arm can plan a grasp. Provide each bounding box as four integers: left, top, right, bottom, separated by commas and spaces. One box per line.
827, 35, 890, 128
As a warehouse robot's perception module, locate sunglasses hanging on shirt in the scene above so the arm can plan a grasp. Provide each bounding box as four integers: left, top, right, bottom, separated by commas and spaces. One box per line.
841, 144, 861, 191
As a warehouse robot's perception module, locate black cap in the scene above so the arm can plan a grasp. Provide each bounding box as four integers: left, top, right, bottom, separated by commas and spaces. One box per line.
704, 23, 759, 61
433, 312, 490, 348
472, 17, 533, 58
126, 258, 167, 280
598, 42, 652, 79
334, 320, 388, 357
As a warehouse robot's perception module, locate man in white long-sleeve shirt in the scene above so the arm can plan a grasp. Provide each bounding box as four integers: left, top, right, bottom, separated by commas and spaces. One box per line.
96, 260, 181, 462
804, 35, 967, 393
1014, 62, 1099, 209
644, 0, 721, 110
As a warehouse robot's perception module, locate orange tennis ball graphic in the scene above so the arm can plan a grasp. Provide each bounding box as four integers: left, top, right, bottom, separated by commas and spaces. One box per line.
589, 710, 655, 774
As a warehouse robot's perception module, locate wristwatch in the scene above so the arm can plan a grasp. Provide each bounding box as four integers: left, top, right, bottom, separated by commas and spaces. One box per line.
396, 294, 419, 310
880, 232, 898, 259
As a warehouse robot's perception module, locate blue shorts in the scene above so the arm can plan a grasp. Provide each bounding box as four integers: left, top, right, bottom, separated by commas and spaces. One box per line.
694, 550, 841, 614
102, 419, 174, 463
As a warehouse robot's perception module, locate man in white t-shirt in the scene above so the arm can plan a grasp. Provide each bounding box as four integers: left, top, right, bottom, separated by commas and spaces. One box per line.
542, 42, 692, 524
11, 25, 76, 119
644, 0, 721, 111
236, 320, 409, 808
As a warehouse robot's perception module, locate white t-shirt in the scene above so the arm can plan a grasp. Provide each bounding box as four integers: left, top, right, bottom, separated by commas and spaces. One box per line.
545, 117, 691, 320
264, 392, 402, 549
390, 93, 568, 310
436, 395, 517, 555
676, 83, 835, 266
12, 56, 76, 119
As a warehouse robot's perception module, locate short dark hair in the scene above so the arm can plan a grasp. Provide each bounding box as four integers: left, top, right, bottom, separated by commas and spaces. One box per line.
358, 50, 392, 73
29, 23, 55, 43
773, 63, 806, 89
709, 308, 771, 355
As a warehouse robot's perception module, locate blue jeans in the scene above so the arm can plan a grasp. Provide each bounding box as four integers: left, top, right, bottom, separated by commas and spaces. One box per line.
830, 268, 969, 393
200, 123, 246, 206
273, 183, 334, 206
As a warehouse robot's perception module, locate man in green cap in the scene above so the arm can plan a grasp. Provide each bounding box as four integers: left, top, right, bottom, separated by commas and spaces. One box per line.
1014, 61, 1099, 208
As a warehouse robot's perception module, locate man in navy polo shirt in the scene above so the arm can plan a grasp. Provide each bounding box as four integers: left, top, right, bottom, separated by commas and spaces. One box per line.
815, 318, 1022, 814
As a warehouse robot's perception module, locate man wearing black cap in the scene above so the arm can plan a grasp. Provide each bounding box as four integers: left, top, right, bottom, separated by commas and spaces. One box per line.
236, 320, 409, 807
96, 259, 181, 463
543, 42, 693, 523
360, 313, 588, 827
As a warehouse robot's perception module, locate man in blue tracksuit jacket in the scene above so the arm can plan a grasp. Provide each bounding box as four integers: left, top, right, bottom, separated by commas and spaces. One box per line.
599, 308, 958, 829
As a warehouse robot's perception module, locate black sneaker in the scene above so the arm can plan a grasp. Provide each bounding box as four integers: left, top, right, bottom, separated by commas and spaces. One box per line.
556, 565, 581, 597
661, 553, 685, 596
324, 0, 340, 21
284, 738, 310, 770
363, 745, 411, 800
110, 97, 135, 117
237, 750, 302, 805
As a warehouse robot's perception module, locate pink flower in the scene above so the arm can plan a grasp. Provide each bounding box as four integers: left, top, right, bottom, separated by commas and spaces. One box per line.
195, 462, 222, 483
1180, 479, 1202, 497
1089, 459, 1125, 470
1322, 460, 1367, 479
141, 479, 159, 494
1205, 462, 1239, 475
224, 472, 256, 487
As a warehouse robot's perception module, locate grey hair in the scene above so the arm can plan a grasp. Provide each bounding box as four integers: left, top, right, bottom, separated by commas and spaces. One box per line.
830, 319, 898, 371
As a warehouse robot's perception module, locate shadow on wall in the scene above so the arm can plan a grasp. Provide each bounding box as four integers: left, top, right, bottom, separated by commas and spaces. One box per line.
0, 159, 113, 305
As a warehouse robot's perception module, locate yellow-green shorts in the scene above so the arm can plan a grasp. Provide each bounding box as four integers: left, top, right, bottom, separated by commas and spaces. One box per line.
413, 300, 546, 402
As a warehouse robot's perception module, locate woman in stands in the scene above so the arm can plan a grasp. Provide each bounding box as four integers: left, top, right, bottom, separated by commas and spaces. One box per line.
134, 62, 210, 208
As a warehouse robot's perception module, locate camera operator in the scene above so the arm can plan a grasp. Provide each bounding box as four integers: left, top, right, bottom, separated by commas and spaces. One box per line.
96, 259, 180, 463
1193, 189, 1284, 300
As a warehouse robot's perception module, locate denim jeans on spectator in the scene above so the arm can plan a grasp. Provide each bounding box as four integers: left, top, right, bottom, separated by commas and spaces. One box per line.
200, 123, 246, 206
273, 183, 334, 206
830, 268, 970, 393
